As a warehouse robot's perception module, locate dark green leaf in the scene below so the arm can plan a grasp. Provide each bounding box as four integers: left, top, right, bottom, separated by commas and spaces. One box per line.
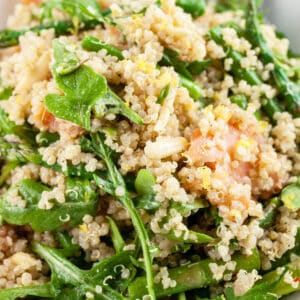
55, 231, 80, 257
0, 85, 13, 100
93, 90, 144, 125
157, 85, 170, 104
46, 40, 107, 130
41, 0, 103, 23
19, 179, 51, 205
36, 132, 60, 147
107, 216, 125, 253
175, 0, 206, 18
0, 178, 98, 231
0, 107, 38, 144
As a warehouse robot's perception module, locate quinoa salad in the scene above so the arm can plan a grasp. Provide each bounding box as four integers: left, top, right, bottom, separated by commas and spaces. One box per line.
0, 0, 300, 299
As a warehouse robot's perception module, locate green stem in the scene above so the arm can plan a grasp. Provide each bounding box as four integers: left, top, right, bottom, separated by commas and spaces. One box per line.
0, 19, 102, 48
260, 258, 300, 296
0, 283, 54, 300
246, 0, 300, 116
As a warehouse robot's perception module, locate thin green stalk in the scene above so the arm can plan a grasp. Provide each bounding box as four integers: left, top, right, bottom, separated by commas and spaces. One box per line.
129, 248, 260, 298
246, 0, 300, 116
0, 20, 102, 48
89, 133, 155, 299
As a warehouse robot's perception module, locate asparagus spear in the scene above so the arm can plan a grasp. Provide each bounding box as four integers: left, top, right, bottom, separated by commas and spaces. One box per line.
246, 0, 300, 117
128, 248, 260, 298
249, 258, 300, 298
82, 36, 124, 60
0, 20, 102, 48
209, 26, 282, 119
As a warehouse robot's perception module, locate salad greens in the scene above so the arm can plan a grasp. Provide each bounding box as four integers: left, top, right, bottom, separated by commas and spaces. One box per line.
0, 178, 98, 231
82, 36, 124, 60
45, 40, 107, 130
0, 242, 135, 300
175, 0, 206, 18
41, 0, 104, 24
45, 39, 143, 130
129, 248, 261, 298
159, 48, 208, 100
82, 132, 156, 299
246, 0, 300, 117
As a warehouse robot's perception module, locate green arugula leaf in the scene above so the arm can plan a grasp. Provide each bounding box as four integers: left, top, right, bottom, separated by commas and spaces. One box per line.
53, 39, 83, 75
41, 0, 104, 23
46, 39, 107, 130
175, 0, 206, 18
93, 90, 144, 125
46, 39, 143, 129
32, 242, 132, 300
55, 231, 81, 257
36, 131, 60, 147
107, 216, 126, 253
0, 85, 13, 100
0, 178, 98, 231
0, 107, 38, 145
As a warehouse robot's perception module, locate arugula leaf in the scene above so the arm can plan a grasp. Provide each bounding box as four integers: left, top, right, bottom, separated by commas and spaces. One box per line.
46, 39, 143, 129
0, 242, 134, 300
0, 161, 18, 187
93, 90, 144, 125
32, 242, 132, 300
0, 178, 98, 231
0, 107, 38, 145
19, 179, 51, 205
46, 41, 107, 130
55, 231, 81, 257
41, 0, 104, 23
175, 0, 206, 18
107, 216, 126, 253
0, 85, 13, 100
53, 39, 83, 75
36, 132, 60, 147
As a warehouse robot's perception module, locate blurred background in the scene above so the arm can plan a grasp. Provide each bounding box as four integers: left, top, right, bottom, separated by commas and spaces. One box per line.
263, 0, 300, 53
1, 0, 300, 52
